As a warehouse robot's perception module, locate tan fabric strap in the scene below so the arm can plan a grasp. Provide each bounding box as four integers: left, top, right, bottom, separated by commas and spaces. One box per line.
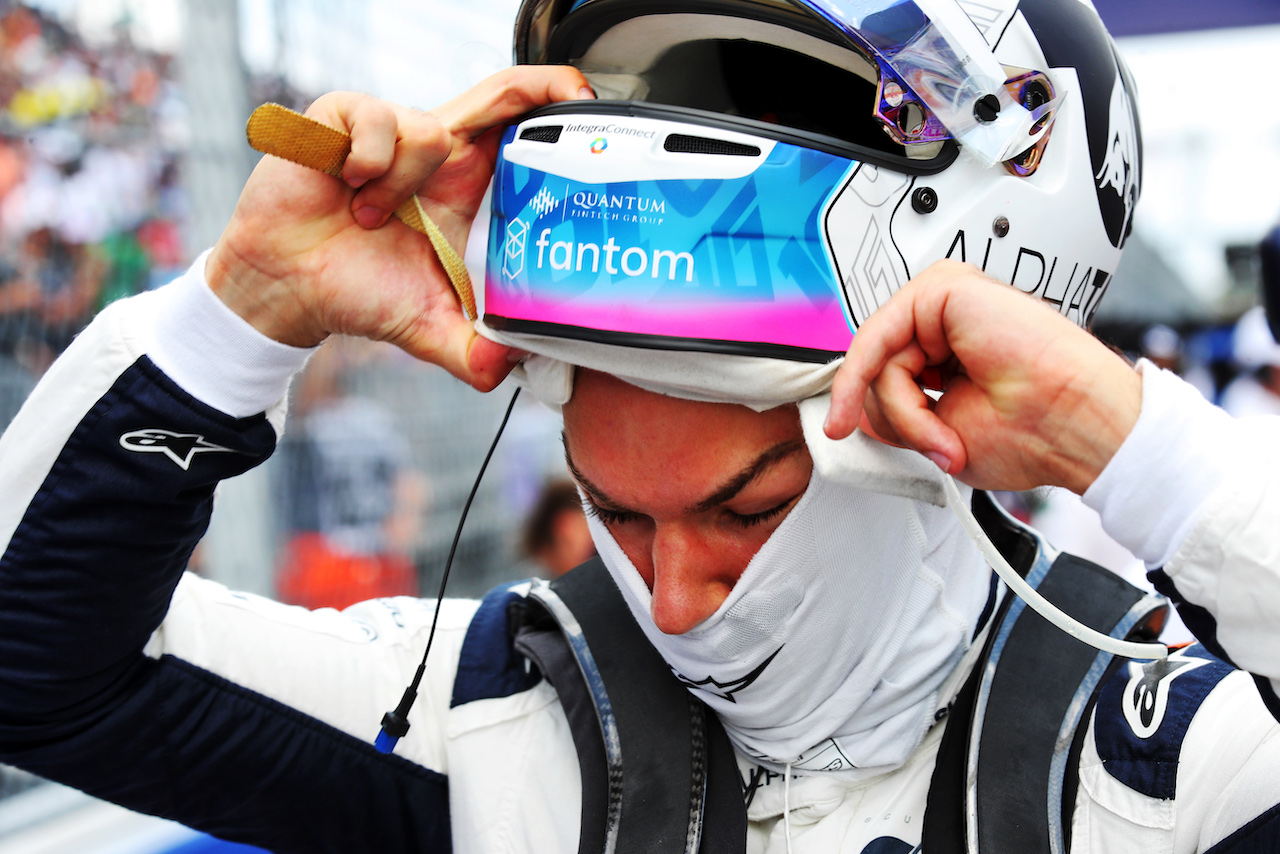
245, 102, 478, 320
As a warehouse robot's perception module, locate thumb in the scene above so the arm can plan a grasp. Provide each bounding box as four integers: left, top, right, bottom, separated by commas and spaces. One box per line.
465, 332, 522, 392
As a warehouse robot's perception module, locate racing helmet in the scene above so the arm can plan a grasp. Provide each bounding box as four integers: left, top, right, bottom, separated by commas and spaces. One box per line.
481, 0, 1142, 365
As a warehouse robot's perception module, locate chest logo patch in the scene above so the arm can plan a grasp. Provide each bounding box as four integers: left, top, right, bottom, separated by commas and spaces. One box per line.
1122, 649, 1211, 739
120, 428, 239, 471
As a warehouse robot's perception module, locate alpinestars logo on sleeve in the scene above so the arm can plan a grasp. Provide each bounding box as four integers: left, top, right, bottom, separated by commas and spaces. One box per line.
671, 645, 783, 703
119, 429, 240, 471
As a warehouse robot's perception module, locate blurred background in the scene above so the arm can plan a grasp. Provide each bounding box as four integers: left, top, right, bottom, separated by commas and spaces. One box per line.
0, 0, 1278, 850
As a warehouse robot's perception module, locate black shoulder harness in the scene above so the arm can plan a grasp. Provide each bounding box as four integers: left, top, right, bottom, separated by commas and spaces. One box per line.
921, 492, 1168, 854
501, 491, 1168, 854
511, 559, 747, 854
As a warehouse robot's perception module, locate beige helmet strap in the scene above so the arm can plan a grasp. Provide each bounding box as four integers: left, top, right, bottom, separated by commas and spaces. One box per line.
245, 102, 478, 320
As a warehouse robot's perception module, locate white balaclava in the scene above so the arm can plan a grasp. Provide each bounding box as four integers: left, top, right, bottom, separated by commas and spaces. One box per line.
478, 333, 992, 777
588, 458, 990, 777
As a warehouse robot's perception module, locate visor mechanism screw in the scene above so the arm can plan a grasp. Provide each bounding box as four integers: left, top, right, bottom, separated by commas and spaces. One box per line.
1022, 79, 1054, 134
883, 81, 905, 108
911, 187, 938, 215
993, 215, 1010, 238
974, 94, 1001, 124
1022, 80, 1050, 112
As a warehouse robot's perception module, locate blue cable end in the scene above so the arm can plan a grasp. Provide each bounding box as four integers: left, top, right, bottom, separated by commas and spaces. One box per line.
374, 730, 400, 754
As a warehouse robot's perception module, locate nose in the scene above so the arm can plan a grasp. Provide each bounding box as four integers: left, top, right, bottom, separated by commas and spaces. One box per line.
646, 522, 738, 635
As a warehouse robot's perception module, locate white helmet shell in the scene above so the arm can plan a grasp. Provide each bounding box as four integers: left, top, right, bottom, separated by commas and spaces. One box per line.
482, 0, 1142, 405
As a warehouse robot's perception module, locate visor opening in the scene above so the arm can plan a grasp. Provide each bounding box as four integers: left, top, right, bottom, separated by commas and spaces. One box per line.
552, 7, 938, 160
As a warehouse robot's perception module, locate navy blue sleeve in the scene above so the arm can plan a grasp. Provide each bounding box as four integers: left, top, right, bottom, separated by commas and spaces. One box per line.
1149, 567, 1280, 721
0, 358, 451, 853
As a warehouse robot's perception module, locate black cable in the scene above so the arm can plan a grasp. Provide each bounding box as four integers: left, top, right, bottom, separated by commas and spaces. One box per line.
375, 386, 522, 753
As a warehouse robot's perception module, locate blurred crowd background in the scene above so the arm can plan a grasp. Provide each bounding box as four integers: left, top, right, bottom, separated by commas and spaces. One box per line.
0, 0, 585, 608
0, 2, 186, 418
1, 0, 1279, 850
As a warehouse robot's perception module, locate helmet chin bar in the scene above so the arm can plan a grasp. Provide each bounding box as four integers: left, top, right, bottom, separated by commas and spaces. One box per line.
942, 475, 1167, 661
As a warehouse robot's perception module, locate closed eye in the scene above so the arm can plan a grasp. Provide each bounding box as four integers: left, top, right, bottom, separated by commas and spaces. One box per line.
727, 498, 796, 529
583, 499, 642, 527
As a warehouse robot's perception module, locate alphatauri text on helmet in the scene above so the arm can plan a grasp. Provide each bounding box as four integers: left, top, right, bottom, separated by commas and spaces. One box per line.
533, 228, 695, 282
946, 229, 1111, 325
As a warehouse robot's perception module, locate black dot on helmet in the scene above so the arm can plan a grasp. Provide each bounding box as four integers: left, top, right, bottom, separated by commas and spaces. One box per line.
974, 94, 1001, 124
911, 187, 938, 215
993, 216, 1010, 238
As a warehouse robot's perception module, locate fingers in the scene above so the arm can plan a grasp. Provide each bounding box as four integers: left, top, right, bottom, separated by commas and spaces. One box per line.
826, 264, 974, 472
300, 93, 452, 230
867, 347, 967, 474
433, 65, 595, 142
339, 100, 399, 192
260, 70, 595, 389
307, 68, 593, 234
467, 335, 523, 392
348, 103, 452, 229
825, 283, 926, 439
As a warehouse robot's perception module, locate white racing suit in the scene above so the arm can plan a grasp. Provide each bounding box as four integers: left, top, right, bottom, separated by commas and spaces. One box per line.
1, 260, 1279, 853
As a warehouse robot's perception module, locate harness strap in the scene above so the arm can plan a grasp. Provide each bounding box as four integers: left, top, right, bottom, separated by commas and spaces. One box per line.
922, 493, 1168, 854
515, 623, 615, 853
500, 492, 1166, 854
515, 559, 747, 854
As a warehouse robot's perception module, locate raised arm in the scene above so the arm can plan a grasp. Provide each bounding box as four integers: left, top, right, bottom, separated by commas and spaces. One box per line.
208, 67, 592, 384
0, 67, 590, 852
827, 260, 1280, 718
824, 259, 1142, 495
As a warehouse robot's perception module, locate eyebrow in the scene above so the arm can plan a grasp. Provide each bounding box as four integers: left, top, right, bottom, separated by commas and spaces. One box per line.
562, 434, 806, 515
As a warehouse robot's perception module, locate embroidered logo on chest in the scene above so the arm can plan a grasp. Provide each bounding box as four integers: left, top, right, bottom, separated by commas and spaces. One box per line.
1121, 649, 1211, 739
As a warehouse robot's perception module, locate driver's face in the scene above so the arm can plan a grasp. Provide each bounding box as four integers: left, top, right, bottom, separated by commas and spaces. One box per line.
561, 370, 813, 635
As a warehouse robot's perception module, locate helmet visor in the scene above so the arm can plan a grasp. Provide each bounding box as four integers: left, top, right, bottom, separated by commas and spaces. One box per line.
516, 0, 1059, 165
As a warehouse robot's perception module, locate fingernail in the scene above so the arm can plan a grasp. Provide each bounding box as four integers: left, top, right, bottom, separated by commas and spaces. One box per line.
353, 206, 384, 228
578, 86, 596, 100
347, 176, 368, 189
926, 451, 952, 473
823, 405, 845, 437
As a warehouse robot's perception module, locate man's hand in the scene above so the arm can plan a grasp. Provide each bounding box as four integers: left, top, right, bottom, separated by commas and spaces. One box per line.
825, 260, 1143, 495
206, 66, 592, 391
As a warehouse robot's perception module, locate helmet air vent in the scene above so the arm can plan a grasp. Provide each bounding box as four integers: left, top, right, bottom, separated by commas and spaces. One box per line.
519, 125, 564, 143
663, 133, 761, 157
